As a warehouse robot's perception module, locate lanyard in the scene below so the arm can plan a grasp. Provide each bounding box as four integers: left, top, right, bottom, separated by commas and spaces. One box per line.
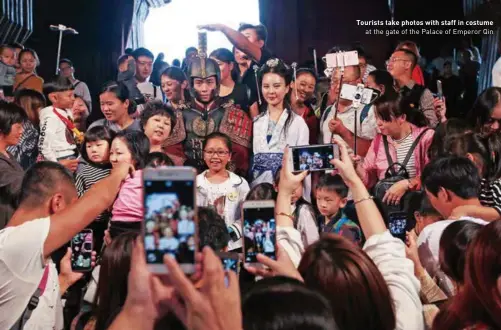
52, 107, 84, 144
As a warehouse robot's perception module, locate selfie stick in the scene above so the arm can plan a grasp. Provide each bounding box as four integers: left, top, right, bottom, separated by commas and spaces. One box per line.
50, 24, 79, 75
333, 52, 345, 121
291, 62, 298, 100
253, 65, 262, 105
313, 49, 318, 76
354, 107, 358, 155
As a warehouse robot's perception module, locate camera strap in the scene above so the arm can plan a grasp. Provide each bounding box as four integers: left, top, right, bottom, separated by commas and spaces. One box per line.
10, 267, 49, 330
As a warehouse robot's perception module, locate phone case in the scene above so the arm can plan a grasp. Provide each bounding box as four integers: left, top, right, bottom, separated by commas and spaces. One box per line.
143, 167, 197, 274
71, 229, 93, 272
242, 202, 277, 265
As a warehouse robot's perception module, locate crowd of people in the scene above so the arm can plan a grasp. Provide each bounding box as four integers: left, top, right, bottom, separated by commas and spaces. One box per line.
0, 20, 500, 330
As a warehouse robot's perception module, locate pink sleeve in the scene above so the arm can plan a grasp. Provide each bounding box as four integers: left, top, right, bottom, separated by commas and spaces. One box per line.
419, 129, 435, 172
111, 174, 144, 222
361, 135, 380, 188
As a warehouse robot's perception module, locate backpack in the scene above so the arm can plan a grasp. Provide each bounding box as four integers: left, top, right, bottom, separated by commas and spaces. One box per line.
373, 129, 430, 215
400, 84, 426, 110
10, 267, 49, 330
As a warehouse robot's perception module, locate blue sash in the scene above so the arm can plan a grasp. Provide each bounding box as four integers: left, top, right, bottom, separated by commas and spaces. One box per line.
251, 152, 283, 180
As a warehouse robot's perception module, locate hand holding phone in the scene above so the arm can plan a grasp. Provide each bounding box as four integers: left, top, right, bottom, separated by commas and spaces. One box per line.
71, 229, 93, 272
242, 201, 276, 267
290, 144, 339, 173
388, 212, 408, 242
436, 80, 443, 99
218, 252, 240, 273
143, 167, 197, 274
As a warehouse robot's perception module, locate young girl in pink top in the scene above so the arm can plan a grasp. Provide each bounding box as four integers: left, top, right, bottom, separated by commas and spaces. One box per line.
108, 130, 150, 238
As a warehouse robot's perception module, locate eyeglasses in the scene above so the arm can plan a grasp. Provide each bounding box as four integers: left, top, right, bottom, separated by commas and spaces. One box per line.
204, 150, 230, 157
385, 58, 410, 66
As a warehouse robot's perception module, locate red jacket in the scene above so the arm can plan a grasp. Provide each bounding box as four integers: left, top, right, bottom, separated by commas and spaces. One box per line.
412, 65, 425, 86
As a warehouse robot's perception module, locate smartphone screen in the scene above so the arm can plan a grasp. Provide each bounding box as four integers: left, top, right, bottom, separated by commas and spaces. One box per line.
437, 80, 443, 98
219, 252, 240, 273
71, 230, 93, 272
388, 212, 407, 241
325, 51, 359, 68
292, 144, 338, 172
144, 176, 196, 271
243, 206, 276, 263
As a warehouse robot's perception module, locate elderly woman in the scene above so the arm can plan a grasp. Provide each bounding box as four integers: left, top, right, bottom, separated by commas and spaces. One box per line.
0, 101, 27, 229
139, 100, 184, 165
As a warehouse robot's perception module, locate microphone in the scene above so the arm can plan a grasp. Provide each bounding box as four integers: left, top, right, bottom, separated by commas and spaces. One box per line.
50, 24, 79, 35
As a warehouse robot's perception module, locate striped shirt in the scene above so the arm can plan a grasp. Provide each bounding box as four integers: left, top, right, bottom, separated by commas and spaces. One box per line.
75, 163, 112, 222
395, 133, 417, 178
480, 178, 501, 215
7, 121, 39, 170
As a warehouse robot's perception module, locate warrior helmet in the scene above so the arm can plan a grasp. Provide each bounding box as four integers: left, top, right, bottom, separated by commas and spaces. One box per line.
188, 32, 221, 102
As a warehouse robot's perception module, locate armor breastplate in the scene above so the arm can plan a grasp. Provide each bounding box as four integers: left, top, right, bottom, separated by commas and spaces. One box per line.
183, 106, 225, 164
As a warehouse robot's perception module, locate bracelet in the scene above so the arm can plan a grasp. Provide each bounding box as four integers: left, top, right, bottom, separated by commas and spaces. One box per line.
354, 196, 374, 205
276, 212, 294, 220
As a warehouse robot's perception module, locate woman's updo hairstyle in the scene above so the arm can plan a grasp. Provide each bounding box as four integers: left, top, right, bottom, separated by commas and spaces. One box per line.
258, 58, 293, 86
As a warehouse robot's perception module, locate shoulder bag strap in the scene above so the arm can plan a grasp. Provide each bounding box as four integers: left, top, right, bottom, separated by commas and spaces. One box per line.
401, 128, 431, 168
382, 135, 397, 176
10, 267, 49, 330
14, 74, 35, 91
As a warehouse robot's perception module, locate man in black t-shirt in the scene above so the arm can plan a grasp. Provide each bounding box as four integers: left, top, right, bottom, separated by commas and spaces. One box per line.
198, 23, 273, 117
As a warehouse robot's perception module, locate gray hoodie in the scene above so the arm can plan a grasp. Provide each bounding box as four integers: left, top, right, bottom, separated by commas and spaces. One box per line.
0, 61, 16, 87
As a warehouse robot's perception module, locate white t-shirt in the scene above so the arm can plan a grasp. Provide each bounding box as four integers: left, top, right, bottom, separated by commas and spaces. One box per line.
136, 82, 163, 103
0, 217, 64, 330
320, 103, 377, 145
417, 217, 487, 296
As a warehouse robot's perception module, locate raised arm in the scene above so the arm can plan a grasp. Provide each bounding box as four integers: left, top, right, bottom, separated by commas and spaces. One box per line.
44, 163, 133, 258
199, 24, 263, 63
331, 138, 387, 238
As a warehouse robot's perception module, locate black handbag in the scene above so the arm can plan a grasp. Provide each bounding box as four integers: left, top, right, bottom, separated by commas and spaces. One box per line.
373, 129, 430, 214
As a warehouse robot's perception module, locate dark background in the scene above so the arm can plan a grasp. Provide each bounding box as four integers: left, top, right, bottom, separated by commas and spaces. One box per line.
26, 0, 470, 110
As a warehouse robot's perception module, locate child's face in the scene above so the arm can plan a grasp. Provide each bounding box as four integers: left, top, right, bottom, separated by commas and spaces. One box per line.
316, 188, 347, 217
49, 90, 75, 109
203, 137, 231, 173
109, 137, 134, 168
86, 139, 110, 164
0, 48, 16, 66
179, 209, 188, 220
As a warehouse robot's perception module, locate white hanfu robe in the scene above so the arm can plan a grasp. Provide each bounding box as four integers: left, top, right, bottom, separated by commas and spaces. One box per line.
251, 109, 311, 201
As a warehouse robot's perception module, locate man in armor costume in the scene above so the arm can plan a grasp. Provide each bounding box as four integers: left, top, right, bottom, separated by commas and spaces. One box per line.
167, 33, 252, 176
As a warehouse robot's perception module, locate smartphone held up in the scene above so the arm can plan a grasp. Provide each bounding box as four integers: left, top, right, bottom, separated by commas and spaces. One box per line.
71, 229, 93, 272
242, 200, 277, 267
290, 144, 339, 173
143, 167, 197, 274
